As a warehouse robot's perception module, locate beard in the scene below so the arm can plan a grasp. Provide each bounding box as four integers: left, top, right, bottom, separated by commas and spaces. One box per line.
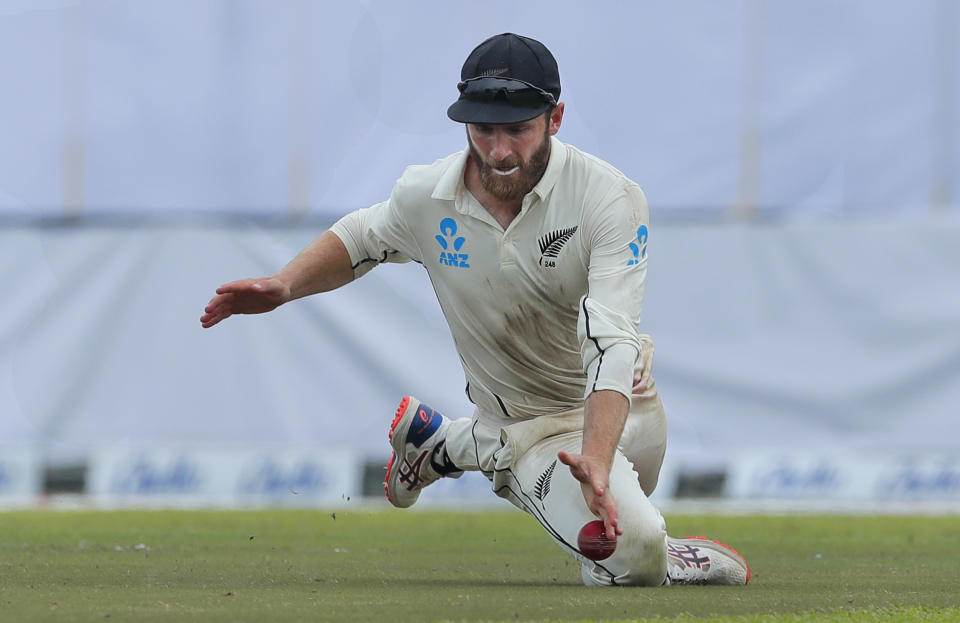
468, 126, 552, 202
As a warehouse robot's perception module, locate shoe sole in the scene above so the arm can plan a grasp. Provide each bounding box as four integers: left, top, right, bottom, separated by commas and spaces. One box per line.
681, 536, 751, 584
383, 396, 418, 507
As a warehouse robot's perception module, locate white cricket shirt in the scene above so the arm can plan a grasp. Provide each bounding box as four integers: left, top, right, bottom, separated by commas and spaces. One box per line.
331, 137, 649, 423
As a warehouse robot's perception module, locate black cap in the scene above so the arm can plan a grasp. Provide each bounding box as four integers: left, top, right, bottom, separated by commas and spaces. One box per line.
447, 33, 561, 125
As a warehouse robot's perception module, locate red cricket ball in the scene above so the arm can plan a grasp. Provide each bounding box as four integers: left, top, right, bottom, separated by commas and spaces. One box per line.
577, 520, 617, 561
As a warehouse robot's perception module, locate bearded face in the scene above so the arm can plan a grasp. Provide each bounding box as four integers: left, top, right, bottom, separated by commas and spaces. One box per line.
466, 115, 552, 202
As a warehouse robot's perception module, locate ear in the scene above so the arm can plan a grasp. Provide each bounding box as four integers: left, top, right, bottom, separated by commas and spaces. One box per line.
548, 103, 565, 136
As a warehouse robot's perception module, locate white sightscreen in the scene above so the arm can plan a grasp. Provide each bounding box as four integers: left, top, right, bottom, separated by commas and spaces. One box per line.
0, 0, 956, 218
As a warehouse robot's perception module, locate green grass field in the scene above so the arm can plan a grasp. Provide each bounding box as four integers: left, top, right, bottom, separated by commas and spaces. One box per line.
0, 509, 957, 622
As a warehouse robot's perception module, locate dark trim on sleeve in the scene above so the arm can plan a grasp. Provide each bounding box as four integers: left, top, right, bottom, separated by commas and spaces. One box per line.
581, 297, 605, 393
350, 249, 398, 270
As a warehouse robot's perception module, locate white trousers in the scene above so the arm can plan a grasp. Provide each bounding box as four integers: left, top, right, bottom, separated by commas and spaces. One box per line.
442, 381, 669, 586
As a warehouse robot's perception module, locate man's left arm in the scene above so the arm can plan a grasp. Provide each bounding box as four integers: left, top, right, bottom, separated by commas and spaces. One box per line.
559, 182, 650, 539
558, 388, 628, 539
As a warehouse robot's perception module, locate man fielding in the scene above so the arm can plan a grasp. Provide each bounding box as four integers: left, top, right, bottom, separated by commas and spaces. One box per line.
201, 33, 750, 587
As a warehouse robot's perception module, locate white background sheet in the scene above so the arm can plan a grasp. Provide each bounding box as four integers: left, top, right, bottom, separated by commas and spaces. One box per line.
2, 219, 957, 468
0, 2, 958, 484
0, 1, 957, 218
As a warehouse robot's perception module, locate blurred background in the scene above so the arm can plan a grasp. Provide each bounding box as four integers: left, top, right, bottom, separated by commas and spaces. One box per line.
1, 0, 958, 510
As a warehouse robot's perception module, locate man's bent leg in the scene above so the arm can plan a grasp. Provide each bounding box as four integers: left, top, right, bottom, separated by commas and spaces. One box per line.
620, 379, 752, 585
506, 432, 668, 587
620, 378, 668, 496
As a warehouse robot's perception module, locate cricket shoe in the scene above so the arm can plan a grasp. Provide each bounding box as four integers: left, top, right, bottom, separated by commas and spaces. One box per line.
384, 396, 458, 508
665, 536, 751, 585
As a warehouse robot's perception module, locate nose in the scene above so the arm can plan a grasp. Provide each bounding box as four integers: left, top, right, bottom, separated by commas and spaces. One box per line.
489, 131, 513, 162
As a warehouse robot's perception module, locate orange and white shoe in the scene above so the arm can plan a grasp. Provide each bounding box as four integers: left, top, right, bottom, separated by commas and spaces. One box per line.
666, 536, 751, 585
384, 396, 457, 508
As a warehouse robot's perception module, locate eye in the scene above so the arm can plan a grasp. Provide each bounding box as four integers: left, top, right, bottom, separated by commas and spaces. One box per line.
473, 125, 495, 136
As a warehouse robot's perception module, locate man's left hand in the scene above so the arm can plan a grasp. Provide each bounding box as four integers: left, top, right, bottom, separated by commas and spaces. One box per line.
557, 450, 622, 540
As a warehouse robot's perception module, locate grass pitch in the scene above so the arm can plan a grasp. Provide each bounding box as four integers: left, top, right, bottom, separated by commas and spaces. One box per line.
0, 509, 957, 622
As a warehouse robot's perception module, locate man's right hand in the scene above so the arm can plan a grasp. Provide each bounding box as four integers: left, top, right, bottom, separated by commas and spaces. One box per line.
200, 277, 291, 328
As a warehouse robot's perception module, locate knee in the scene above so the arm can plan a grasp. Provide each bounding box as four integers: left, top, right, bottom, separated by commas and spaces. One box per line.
616, 520, 667, 586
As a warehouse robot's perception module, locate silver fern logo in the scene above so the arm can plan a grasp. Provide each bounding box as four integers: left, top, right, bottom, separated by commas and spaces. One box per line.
534, 460, 557, 502
537, 226, 578, 267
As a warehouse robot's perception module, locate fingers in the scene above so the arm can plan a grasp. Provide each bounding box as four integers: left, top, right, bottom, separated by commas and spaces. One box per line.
201, 287, 246, 328
200, 310, 231, 328
215, 276, 286, 297
634, 335, 655, 394
215, 278, 260, 295
591, 480, 605, 497
562, 450, 622, 539
200, 292, 232, 327
587, 484, 621, 540
204, 292, 233, 314
200, 306, 232, 328
597, 496, 621, 539
583, 476, 620, 539
632, 372, 650, 394
602, 514, 620, 540
202, 276, 279, 328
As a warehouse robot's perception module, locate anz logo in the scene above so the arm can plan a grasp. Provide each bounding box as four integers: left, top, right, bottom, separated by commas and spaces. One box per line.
627, 225, 648, 266
436, 218, 470, 268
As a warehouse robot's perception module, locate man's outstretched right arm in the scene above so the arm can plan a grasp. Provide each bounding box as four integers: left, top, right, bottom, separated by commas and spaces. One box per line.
200, 230, 354, 328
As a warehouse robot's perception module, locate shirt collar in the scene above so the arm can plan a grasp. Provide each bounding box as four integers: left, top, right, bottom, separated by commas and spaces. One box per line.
431, 148, 469, 201
431, 136, 568, 202
530, 136, 566, 202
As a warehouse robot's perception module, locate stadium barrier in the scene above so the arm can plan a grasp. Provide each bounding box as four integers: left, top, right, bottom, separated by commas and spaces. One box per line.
5, 447, 958, 510
726, 451, 960, 502
85, 446, 363, 508
0, 446, 42, 507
